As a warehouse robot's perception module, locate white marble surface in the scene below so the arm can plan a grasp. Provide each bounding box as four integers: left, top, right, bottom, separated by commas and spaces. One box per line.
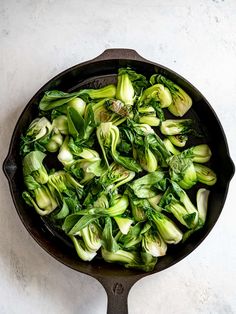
1, 0, 236, 313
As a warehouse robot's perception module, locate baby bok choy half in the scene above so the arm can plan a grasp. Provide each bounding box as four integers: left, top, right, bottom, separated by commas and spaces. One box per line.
20, 66, 217, 272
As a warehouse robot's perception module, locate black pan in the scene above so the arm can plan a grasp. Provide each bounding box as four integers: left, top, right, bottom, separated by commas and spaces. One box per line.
3, 49, 235, 314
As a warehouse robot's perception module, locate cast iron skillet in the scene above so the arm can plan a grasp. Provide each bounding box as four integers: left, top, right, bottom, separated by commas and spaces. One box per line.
3, 49, 235, 314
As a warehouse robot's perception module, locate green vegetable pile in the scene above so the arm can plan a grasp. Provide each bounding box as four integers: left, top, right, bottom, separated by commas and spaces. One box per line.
20, 68, 217, 272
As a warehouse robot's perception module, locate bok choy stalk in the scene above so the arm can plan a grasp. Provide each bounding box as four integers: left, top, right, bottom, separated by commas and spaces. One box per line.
116, 69, 134, 106
96, 122, 142, 172
128, 121, 170, 167
151, 75, 192, 117
168, 134, 188, 147
182, 188, 210, 242
23, 151, 49, 184
137, 144, 158, 173
80, 222, 102, 252
48, 170, 83, 200
46, 129, 63, 153
102, 217, 120, 252
142, 227, 167, 257
47, 170, 83, 216
46, 115, 69, 152
116, 68, 148, 105
93, 99, 128, 126
146, 133, 171, 167
101, 248, 139, 265
102, 248, 157, 272
127, 189, 150, 221
181, 144, 212, 163
128, 121, 155, 136
168, 154, 197, 189
99, 162, 135, 191
147, 194, 163, 211
106, 98, 130, 117
159, 182, 199, 228
163, 138, 180, 155
165, 200, 197, 228
171, 181, 198, 214
140, 84, 172, 108
24, 117, 53, 142
69, 148, 105, 184
58, 136, 74, 166
148, 210, 183, 244
67, 98, 86, 116
119, 222, 143, 249
106, 194, 129, 217
160, 119, 193, 136
114, 216, 134, 235
85, 84, 116, 99
83, 193, 129, 217
22, 186, 58, 216
70, 236, 97, 261
20, 117, 53, 155
131, 133, 158, 172
129, 171, 167, 198
196, 188, 210, 226
138, 106, 160, 126
93, 194, 110, 209
52, 115, 69, 135
93, 99, 113, 124
39, 85, 116, 111
39, 90, 81, 111
194, 163, 217, 185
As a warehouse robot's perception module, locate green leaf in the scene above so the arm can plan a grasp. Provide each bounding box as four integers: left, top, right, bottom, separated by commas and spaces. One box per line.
39, 90, 80, 111
52, 199, 70, 220
121, 222, 143, 249
68, 214, 101, 235
67, 106, 85, 139
23, 175, 41, 190
129, 171, 166, 198
62, 213, 81, 233
114, 154, 142, 173
118, 68, 148, 95
102, 217, 120, 252
22, 151, 46, 176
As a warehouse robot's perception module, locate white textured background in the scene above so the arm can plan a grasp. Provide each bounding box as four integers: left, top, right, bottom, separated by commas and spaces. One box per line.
1, 0, 236, 313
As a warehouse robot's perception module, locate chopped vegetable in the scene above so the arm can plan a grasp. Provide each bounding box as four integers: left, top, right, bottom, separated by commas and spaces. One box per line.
116, 68, 135, 105
23, 151, 49, 184
182, 144, 212, 163
194, 163, 217, 185
151, 74, 192, 117
168, 134, 188, 147
52, 115, 69, 135
160, 119, 193, 136
148, 210, 183, 244
196, 188, 210, 226
140, 84, 172, 108
168, 154, 197, 189
142, 227, 167, 257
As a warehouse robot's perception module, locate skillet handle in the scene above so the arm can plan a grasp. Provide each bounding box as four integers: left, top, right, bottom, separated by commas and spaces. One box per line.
96, 276, 138, 314
91, 48, 148, 62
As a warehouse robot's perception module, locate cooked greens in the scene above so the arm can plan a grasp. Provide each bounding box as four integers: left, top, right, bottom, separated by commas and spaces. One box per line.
20, 67, 216, 272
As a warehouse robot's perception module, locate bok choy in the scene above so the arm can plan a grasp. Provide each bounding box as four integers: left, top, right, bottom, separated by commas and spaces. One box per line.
20, 66, 216, 272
